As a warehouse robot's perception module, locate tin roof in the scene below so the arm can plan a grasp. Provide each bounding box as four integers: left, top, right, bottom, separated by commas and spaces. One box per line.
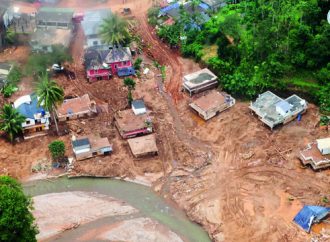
37, 7, 74, 23
115, 109, 150, 132
81, 9, 111, 36
57, 94, 94, 116
105, 47, 132, 64
14, 94, 45, 119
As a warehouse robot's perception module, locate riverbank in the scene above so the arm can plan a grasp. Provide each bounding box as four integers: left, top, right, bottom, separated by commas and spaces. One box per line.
24, 177, 211, 242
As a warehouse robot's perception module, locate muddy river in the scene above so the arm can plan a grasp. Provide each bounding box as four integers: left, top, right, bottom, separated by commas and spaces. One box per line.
24, 177, 211, 242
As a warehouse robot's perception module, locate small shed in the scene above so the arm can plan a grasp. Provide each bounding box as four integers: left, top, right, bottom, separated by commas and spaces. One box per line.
127, 134, 158, 158
132, 100, 146, 115
317, 138, 330, 155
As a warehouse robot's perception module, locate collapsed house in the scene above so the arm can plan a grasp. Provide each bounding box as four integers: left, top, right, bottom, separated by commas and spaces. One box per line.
294, 206, 330, 233
36, 7, 74, 29
31, 7, 73, 52
182, 68, 218, 96
72, 135, 112, 161
30, 28, 72, 52
13, 94, 50, 139
249, 91, 308, 129
299, 138, 330, 170
56, 94, 97, 122
189, 90, 235, 120
127, 134, 158, 158
115, 109, 152, 139
0, 62, 13, 89
81, 9, 111, 48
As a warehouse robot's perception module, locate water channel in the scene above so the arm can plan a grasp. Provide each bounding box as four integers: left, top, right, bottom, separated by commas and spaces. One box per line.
24, 177, 211, 242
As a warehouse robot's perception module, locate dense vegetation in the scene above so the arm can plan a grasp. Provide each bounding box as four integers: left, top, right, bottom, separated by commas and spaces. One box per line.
0, 176, 38, 241
156, 0, 330, 113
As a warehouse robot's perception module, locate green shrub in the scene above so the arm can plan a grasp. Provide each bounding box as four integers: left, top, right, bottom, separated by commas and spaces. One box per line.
48, 140, 65, 161
1, 84, 17, 98
134, 57, 143, 70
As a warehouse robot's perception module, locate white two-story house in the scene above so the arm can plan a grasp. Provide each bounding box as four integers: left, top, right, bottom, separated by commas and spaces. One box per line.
13, 94, 50, 139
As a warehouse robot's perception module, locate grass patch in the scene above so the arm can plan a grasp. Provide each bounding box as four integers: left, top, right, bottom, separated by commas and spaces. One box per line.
201, 45, 218, 62
282, 71, 320, 89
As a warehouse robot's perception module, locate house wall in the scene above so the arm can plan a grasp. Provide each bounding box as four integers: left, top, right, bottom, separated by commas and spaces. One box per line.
86, 37, 103, 48
87, 68, 111, 82
31, 44, 53, 53
22, 118, 36, 128
36, 21, 72, 29
132, 106, 146, 115
108, 60, 132, 74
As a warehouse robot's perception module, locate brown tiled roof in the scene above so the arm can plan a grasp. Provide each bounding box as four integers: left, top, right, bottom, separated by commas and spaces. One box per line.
57, 94, 93, 116
115, 109, 149, 132
192, 90, 225, 111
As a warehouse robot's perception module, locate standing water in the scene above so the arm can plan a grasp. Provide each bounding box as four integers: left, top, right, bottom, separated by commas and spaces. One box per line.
24, 177, 211, 242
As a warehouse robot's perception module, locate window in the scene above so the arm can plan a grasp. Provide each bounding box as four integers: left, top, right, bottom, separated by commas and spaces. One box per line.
93, 40, 98, 46
123, 61, 126, 65
92, 152, 97, 156
26, 120, 30, 125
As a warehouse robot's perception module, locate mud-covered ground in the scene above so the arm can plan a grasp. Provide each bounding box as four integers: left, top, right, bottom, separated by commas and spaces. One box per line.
1, 0, 329, 241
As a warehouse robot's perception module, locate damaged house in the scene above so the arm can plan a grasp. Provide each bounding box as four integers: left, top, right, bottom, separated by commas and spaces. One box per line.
81, 9, 111, 48
115, 109, 152, 139
72, 135, 112, 161
299, 138, 330, 170
31, 7, 73, 52
127, 134, 158, 158
13, 94, 50, 139
189, 90, 235, 120
56, 94, 97, 122
249, 91, 308, 129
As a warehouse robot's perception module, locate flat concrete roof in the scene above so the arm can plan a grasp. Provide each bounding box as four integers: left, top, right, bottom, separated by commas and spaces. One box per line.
317, 138, 330, 150
127, 134, 158, 157
183, 68, 217, 89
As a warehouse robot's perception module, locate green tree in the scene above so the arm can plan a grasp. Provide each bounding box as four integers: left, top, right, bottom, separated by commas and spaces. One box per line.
0, 176, 38, 241
5, 27, 17, 45
48, 140, 65, 162
99, 14, 131, 46
0, 104, 26, 143
35, 74, 64, 135
123, 77, 136, 105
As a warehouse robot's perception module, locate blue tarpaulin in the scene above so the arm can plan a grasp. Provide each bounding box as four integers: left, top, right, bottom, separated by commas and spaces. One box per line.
159, 2, 180, 15
117, 67, 135, 77
293, 206, 330, 233
199, 3, 210, 10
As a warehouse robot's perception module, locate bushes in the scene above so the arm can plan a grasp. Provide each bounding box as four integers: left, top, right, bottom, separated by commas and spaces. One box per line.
134, 57, 143, 70
1, 65, 22, 98
48, 140, 65, 162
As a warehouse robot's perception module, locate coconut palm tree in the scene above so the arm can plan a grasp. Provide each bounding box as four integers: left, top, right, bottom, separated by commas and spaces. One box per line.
123, 77, 136, 105
99, 14, 131, 46
0, 104, 26, 143
35, 73, 64, 135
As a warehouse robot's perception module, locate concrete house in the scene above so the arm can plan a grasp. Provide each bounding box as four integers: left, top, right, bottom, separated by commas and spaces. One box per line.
56, 94, 97, 122
250, 91, 308, 129
84, 47, 111, 82
31, 7, 73, 52
104, 47, 135, 76
127, 134, 158, 158
13, 94, 50, 139
0, 62, 13, 89
132, 100, 147, 115
299, 138, 330, 170
81, 9, 111, 48
72, 135, 112, 161
0, 2, 11, 50
189, 90, 235, 120
183, 68, 218, 96
115, 109, 152, 139
36, 7, 74, 29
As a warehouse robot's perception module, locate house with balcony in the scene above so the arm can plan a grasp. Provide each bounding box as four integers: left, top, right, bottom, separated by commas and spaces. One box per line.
13, 94, 50, 139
